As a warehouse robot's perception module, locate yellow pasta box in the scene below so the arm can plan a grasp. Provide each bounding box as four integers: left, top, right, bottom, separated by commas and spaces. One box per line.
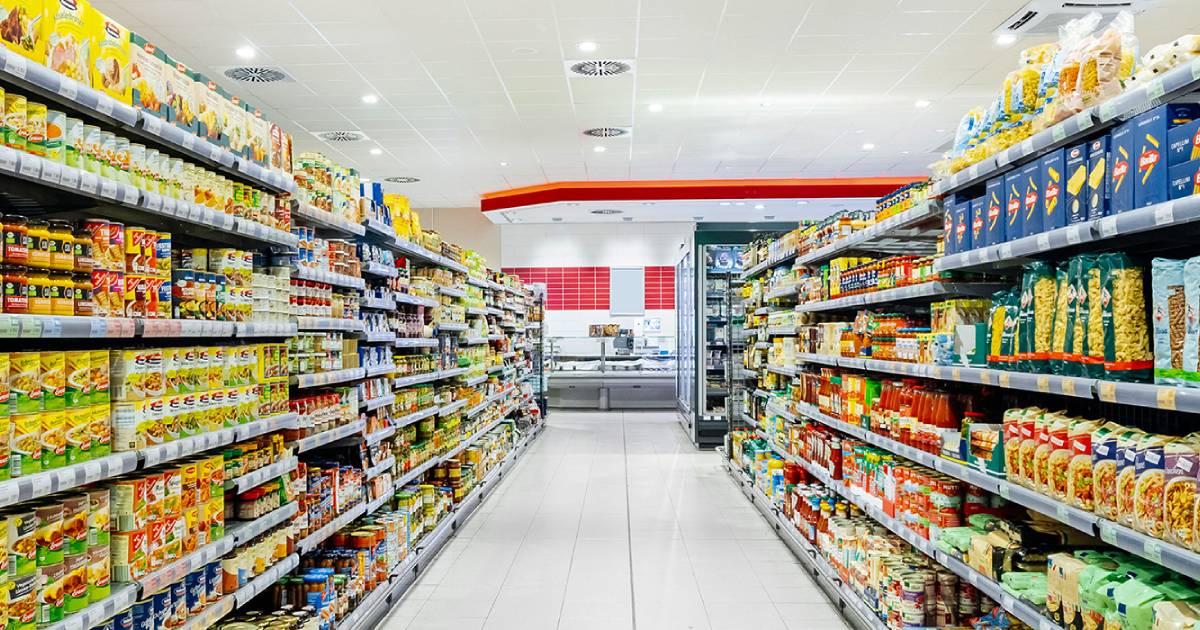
0, 0, 47, 62
85, 4, 130, 104
129, 32, 164, 118
46, 0, 89, 84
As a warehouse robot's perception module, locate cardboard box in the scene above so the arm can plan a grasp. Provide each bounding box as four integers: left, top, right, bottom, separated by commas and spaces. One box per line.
941, 206, 954, 255
1041, 148, 1066, 232
129, 32, 165, 118
45, 0, 89, 85
953, 200, 971, 253
1064, 143, 1088, 224
1167, 117, 1200, 166
1110, 123, 1136, 214
985, 176, 1006, 246
1005, 168, 1023, 241
158, 51, 197, 134
1020, 161, 1042, 238
1132, 104, 1200, 210
0, 0, 47, 63
969, 196, 985, 248
86, 5, 131, 104
1090, 135, 1113, 219
1169, 159, 1200, 200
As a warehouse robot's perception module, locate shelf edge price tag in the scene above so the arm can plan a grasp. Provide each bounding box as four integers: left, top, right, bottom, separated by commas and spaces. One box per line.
1066, 225, 1083, 245
1062, 379, 1076, 396
99, 178, 117, 199
0, 315, 16, 338
1037, 375, 1051, 393
999, 243, 1013, 260
1155, 202, 1175, 226
1099, 521, 1118, 545
17, 155, 39, 179
1052, 125, 1066, 142
1144, 539, 1164, 564
4, 53, 26, 78
1099, 381, 1117, 403
143, 115, 161, 135
999, 372, 1011, 388
95, 95, 114, 116
1157, 387, 1177, 411
1099, 216, 1118, 238
998, 484, 1011, 500
1077, 112, 1095, 131
1146, 78, 1166, 102
30, 474, 50, 496
1056, 504, 1071, 523
18, 317, 41, 338
40, 161, 60, 184
56, 78, 78, 100
980, 371, 991, 385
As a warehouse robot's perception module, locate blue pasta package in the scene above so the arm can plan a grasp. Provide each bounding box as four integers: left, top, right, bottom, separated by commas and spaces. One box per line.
984, 176, 1005, 246
1005, 169, 1023, 242
1063, 143, 1088, 225
1040, 148, 1066, 232
1019, 161, 1042, 238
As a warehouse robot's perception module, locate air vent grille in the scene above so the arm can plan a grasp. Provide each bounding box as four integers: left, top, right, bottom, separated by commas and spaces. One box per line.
589, 209, 622, 215
583, 127, 630, 138
317, 131, 367, 143
224, 67, 292, 83
568, 60, 632, 77
385, 176, 421, 183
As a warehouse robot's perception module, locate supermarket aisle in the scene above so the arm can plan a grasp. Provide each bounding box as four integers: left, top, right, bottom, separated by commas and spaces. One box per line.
378, 411, 850, 630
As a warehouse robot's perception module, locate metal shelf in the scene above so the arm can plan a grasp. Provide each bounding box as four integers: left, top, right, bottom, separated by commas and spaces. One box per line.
295, 317, 363, 332
362, 261, 398, 278
395, 293, 439, 308
366, 456, 395, 479
292, 202, 365, 237
393, 406, 439, 429
291, 367, 365, 388
796, 282, 1007, 313
361, 393, 395, 412
739, 251, 797, 281
293, 266, 366, 290
295, 420, 366, 453
796, 202, 942, 265
225, 457, 298, 494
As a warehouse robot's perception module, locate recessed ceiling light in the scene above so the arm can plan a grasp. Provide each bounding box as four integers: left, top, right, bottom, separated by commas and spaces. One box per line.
590, 209, 622, 215
642, 202, 656, 206
593, 146, 606, 153
384, 176, 420, 183
936, 128, 946, 133
901, 150, 911, 155
361, 178, 371, 182
759, 101, 771, 108
719, 202, 730, 206
914, 99, 931, 108
578, 41, 597, 52
753, 204, 765, 210
648, 103, 663, 113
995, 33, 1017, 46
499, 161, 509, 167
862, 143, 875, 150
796, 200, 809, 205
369, 147, 382, 155
361, 94, 378, 105
235, 46, 255, 60
511, 46, 538, 56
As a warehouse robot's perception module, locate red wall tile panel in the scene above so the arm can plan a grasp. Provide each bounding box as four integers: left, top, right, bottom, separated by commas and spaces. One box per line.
502, 266, 674, 311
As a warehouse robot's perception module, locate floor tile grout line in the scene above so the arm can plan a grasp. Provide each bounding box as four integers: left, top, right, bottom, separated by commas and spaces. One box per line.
553, 423, 598, 630
621, 411, 638, 630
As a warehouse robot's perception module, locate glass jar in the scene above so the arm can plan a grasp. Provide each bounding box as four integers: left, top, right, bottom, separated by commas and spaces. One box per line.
71, 227, 92, 273
48, 272, 72, 316
3, 264, 27, 313
3, 214, 26, 265
26, 270, 51, 314
48, 220, 73, 271
72, 273, 93, 316
26, 219, 49, 268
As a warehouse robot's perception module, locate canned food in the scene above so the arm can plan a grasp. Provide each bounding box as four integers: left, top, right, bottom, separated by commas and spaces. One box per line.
150, 589, 170, 630
4, 94, 25, 151
7, 509, 35, 576
35, 561, 63, 624
184, 568, 205, 613
130, 598, 153, 630
110, 528, 147, 581
169, 580, 187, 626
9, 573, 35, 630
40, 411, 66, 470
87, 544, 110, 602
115, 137, 130, 180
63, 118, 82, 168
34, 502, 63, 566
87, 488, 109, 547
112, 609, 133, 630
45, 110, 65, 163
205, 561, 221, 603
24, 102, 45, 156
81, 125, 101, 174
63, 552, 87, 613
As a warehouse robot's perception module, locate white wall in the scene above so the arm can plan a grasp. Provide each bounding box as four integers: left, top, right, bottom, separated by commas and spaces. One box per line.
499, 222, 692, 267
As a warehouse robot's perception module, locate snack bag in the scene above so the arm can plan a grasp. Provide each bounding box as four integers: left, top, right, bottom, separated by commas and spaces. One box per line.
1018, 408, 1042, 488
1004, 408, 1025, 482
1100, 253, 1152, 382
1048, 417, 1077, 501
1034, 412, 1064, 495
1183, 256, 1200, 387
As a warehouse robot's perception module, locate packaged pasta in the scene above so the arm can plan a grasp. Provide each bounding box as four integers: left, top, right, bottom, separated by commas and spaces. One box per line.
1090, 422, 1126, 518
1100, 253, 1152, 382
1116, 430, 1147, 527
1134, 434, 1172, 538
987, 290, 1008, 369
1183, 257, 1200, 386
1018, 408, 1042, 488
1030, 262, 1057, 373
1034, 412, 1064, 494
1165, 438, 1199, 548
1004, 408, 1024, 482
1082, 255, 1107, 378
1054, 13, 1102, 122
1063, 257, 1085, 376
1152, 258, 1187, 385
999, 289, 1021, 369
1051, 263, 1072, 375
1067, 420, 1100, 510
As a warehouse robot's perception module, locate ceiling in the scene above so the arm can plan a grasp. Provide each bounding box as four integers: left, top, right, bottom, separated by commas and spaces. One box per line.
94, 0, 1200, 210
490, 197, 869, 223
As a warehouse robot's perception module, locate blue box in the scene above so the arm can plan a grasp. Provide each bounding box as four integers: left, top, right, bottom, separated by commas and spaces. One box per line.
1064, 143, 1088, 224
1091, 135, 1114, 219
953, 201, 971, 252
942, 208, 955, 255
970, 196, 985, 248
1132, 104, 1200, 210
1168, 118, 1200, 166
1169, 159, 1200, 200
1040, 148, 1066, 232
984, 176, 1006, 246
1004, 169, 1024, 241
1019, 161, 1042, 238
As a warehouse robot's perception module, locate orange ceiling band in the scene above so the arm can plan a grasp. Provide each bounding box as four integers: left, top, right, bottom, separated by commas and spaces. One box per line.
479, 177, 924, 212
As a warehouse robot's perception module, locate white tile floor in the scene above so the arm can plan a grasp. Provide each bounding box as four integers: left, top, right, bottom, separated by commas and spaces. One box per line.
377, 411, 851, 630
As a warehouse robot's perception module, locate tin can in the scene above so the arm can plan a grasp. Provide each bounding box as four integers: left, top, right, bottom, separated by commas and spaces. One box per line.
4, 94, 25, 151
115, 137, 130, 181
35, 561, 63, 624
87, 544, 110, 601
205, 561, 222, 603
81, 125, 101, 174
93, 619, 114, 630
39, 410, 65, 470
128, 143, 145, 188
98, 132, 116, 179
150, 589, 170, 630
61, 494, 87, 556
129, 597, 153, 630
63, 552, 87, 613
9, 573, 35, 630
184, 568, 205, 613
44, 110, 65, 163
23, 102, 45, 156
33, 502, 63, 566
7, 509, 34, 576
64, 118, 83, 168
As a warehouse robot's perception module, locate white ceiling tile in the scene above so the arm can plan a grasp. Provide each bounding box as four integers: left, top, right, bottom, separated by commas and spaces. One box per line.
788, 35, 871, 55
256, 44, 341, 64
466, 0, 557, 19
494, 59, 566, 77
554, 0, 639, 19
473, 19, 558, 42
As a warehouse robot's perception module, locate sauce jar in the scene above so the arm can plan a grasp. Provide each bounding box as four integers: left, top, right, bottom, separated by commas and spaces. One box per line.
26, 270, 50, 314
3, 264, 27, 313
71, 227, 92, 273
48, 221, 73, 271
3, 214, 26, 265
71, 274, 93, 317
48, 273, 72, 316
26, 220, 50, 269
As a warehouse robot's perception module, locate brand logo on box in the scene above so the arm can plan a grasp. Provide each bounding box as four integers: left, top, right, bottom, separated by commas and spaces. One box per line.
1139, 148, 1160, 171
972, 214, 983, 233
1046, 180, 1060, 208
954, 221, 966, 238
1113, 160, 1129, 181
59, 0, 77, 9
987, 200, 1001, 225
104, 21, 120, 39
1007, 195, 1020, 219
1024, 189, 1039, 210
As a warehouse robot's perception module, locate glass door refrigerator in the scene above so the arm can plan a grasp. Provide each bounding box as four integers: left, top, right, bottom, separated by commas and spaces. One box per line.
676, 223, 791, 449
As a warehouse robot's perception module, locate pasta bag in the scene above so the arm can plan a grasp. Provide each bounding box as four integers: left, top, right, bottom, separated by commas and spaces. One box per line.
1017, 408, 1043, 488
1047, 417, 1078, 501
1133, 434, 1172, 538
1182, 256, 1200, 386
1115, 430, 1147, 527
1064, 256, 1086, 377
1151, 258, 1186, 385
1067, 420, 1100, 511
1054, 12, 1102, 122
1051, 263, 1072, 375
1034, 412, 1067, 495
1100, 253, 1153, 382
1090, 422, 1126, 519
1082, 256, 1107, 378
1003, 407, 1024, 481
1028, 262, 1058, 374
1164, 439, 1199, 548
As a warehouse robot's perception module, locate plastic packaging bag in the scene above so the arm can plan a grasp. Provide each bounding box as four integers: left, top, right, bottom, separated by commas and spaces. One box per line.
1182, 256, 1200, 386
1100, 253, 1152, 382
1051, 263, 1072, 375
1054, 12, 1102, 123
1151, 258, 1186, 385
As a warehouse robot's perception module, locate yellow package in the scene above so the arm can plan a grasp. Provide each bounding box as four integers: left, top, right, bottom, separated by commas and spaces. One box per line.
85, 5, 130, 103
129, 32, 164, 117
0, 0, 47, 62
222, 95, 247, 155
